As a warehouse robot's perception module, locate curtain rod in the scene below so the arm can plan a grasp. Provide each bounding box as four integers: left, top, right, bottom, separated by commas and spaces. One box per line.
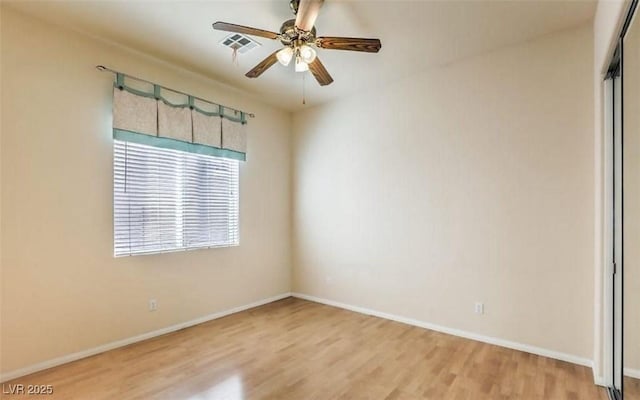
96, 65, 255, 118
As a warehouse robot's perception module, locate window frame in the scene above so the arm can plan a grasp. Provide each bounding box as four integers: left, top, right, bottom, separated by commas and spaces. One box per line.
113, 139, 240, 257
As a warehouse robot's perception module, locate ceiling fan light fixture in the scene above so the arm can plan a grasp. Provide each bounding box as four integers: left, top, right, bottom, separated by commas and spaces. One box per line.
276, 47, 294, 66
295, 56, 309, 72
299, 44, 317, 64
213, 0, 381, 86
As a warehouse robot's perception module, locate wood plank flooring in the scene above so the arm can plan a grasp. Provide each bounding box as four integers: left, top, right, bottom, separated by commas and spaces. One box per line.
626, 376, 640, 398
2, 297, 607, 400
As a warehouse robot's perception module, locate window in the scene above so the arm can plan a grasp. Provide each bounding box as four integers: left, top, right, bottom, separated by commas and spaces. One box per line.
114, 140, 239, 256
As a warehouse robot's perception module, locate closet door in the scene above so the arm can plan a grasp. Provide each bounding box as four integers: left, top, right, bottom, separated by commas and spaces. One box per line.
613, 68, 623, 396
623, 6, 640, 398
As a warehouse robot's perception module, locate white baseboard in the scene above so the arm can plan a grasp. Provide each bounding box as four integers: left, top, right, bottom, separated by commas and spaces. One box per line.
594, 369, 640, 387
0, 292, 292, 383
292, 292, 593, 368
3, 292, 603, 384
593, 375, 608, 387
625, 367, 640, 379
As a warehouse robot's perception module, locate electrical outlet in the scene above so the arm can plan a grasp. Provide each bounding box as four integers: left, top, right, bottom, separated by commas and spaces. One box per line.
475, 302, 484, 315
149, 299, 158, 312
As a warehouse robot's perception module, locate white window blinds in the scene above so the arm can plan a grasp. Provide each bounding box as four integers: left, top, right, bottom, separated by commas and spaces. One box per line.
114, 139, 239, 257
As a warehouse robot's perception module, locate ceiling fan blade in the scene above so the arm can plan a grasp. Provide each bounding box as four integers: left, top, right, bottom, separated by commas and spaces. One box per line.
295, 0, 324, 32
212, 21, 279, 40
245, 50, 280, 78
316, 37, 382, 53
308, 57, 333, 86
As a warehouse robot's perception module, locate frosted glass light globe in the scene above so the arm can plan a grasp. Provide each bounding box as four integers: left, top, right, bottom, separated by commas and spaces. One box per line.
299, 45, 317, 64
295, 56, 309, 72
276, 47, 294, 66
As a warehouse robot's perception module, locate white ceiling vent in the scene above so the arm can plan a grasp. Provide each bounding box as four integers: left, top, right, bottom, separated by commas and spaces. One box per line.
219, 33, 261, 54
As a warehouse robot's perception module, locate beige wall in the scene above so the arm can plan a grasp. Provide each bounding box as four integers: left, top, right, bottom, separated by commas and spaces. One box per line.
0, 4, 4, 375
292, 25, 595, 360
0, 7, 291, 374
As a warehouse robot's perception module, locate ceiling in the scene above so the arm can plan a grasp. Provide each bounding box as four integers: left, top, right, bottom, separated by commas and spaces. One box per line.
5, 0, 596, 111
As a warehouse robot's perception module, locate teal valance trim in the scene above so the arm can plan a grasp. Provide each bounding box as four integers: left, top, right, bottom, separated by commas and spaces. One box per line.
115, 83, 245, 123
113, 129, 246, 161
114, 74, 246, 124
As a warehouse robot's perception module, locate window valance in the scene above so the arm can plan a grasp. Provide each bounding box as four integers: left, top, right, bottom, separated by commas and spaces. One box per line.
110, 71, 248, 161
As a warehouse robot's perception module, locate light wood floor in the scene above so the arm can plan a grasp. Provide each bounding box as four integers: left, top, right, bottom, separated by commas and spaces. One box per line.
626, 376, 640, 398
3, 298, 606, 400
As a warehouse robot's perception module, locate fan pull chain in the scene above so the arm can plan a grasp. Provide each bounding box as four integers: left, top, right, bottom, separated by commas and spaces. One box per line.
302, 73, 306, 105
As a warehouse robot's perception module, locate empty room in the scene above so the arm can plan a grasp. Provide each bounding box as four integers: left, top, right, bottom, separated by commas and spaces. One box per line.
1, 0, 639, 399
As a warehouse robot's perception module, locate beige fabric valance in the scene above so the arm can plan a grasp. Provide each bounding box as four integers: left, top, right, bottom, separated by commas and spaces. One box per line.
111, 73, 247, 160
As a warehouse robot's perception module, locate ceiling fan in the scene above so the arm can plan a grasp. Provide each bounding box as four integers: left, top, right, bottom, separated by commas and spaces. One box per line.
212, 0, 382, 86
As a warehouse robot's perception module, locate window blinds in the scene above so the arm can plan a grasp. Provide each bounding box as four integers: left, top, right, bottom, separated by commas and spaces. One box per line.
114, 140, 239, 256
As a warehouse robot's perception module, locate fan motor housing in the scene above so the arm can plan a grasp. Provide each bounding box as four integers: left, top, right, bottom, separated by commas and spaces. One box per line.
279, 19, 316, 46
